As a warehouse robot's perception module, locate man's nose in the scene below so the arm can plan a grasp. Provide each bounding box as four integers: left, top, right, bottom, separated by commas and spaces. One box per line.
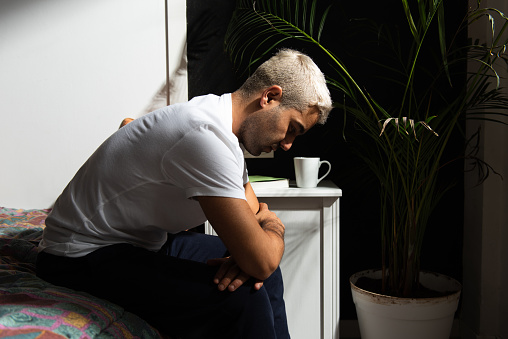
279, 136, 295, 151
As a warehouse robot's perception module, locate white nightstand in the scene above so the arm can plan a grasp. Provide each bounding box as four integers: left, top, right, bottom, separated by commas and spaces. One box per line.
205, 180, 342, 339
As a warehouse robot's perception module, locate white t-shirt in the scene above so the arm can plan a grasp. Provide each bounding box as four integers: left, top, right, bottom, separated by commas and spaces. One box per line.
39, 94, 248, 257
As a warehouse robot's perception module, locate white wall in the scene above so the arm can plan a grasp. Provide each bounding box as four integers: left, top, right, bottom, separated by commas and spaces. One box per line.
0, 0, 186, 209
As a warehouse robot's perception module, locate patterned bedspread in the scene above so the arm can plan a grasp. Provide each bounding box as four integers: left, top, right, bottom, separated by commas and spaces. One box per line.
0, 207, 162, 339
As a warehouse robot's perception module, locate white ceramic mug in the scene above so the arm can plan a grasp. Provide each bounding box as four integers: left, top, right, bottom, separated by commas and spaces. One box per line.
294, 157, 332, 188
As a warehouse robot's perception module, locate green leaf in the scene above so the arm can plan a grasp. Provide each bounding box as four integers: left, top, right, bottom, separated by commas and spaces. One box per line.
437, 2, 451, 85
401, 0, 420, 43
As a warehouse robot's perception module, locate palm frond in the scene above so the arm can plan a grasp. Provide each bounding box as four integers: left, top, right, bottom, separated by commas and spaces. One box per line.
225, 0, 331, 74
379, 117, 439, 140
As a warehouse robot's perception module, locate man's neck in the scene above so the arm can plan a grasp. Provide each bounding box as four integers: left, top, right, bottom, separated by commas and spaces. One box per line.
233, 85, 284, 130
231, 91, 259, 138
230, 92, 241, 137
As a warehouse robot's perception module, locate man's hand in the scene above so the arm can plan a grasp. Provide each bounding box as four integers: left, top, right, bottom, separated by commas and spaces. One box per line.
207, 256, 264, 292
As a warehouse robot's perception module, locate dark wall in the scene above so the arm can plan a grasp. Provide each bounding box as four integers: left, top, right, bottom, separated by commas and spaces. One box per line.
187, 0, 464, 320
187, 0, 240, 98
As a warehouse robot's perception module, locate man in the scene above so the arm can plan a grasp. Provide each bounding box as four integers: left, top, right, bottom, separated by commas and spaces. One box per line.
36, 49, 333, 338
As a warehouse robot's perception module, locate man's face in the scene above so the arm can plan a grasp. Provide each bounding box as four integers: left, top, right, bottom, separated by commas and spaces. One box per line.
239, 105, 320, 156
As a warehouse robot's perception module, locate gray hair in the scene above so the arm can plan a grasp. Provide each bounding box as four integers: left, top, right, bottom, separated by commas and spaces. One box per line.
238, 49, 333, 124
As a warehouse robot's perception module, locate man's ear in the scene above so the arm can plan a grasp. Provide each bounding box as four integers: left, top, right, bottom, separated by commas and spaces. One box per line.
260, 85, 283, 107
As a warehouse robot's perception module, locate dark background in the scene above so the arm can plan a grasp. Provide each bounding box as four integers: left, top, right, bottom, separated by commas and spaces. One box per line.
186, 0, 465, 320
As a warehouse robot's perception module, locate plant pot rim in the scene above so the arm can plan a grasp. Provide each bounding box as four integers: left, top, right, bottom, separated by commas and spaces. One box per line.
350, 269, 462, 302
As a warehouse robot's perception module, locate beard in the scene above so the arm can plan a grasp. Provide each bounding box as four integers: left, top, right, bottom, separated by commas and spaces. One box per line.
239, 118, 265, 156
239, 106, 283, 156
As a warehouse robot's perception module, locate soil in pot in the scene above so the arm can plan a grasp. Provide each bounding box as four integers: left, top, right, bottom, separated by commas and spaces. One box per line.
356, 275, 457, 298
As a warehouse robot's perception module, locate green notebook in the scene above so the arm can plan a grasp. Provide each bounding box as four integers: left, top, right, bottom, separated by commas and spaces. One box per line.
248, 175, 289, 189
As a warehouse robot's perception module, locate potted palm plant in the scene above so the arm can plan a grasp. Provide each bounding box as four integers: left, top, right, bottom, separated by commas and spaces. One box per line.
224, 0, 508, 338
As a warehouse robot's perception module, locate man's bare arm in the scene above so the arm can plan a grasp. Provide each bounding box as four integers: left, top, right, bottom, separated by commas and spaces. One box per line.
244, 181, 260, 214
244, 182, 284, 239
207, 182, 270, 291
197, 196, 285, 281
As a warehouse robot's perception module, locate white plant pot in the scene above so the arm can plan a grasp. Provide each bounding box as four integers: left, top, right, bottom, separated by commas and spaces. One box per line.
350, 269, 461, 339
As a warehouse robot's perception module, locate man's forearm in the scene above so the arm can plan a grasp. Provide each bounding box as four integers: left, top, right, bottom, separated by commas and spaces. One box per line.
198, 197, 285, 280
257, 205, 285, 271
260, 219, 285, 240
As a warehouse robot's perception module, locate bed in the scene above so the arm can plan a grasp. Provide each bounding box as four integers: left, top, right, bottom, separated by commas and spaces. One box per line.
0, 206, 162, 338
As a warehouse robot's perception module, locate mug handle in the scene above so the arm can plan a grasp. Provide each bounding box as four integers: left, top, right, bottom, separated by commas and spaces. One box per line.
317, 160, 332, 185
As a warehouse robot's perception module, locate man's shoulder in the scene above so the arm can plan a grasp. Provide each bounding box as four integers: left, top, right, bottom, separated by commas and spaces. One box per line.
166, 94, 224, 117
173, 94, 232, 130
187, 93, 225, 104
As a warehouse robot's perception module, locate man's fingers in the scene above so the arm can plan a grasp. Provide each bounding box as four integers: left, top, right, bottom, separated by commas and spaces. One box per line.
253, 280, 264, 291
257, 202, 268, 213
208, 256, 264, 292
217, 264, 241, 291
227, 271, 251, 291
207, 257, 230, 284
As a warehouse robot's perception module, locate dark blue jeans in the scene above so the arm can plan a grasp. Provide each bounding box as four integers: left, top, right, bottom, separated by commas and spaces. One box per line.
36, 232, 290, 339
